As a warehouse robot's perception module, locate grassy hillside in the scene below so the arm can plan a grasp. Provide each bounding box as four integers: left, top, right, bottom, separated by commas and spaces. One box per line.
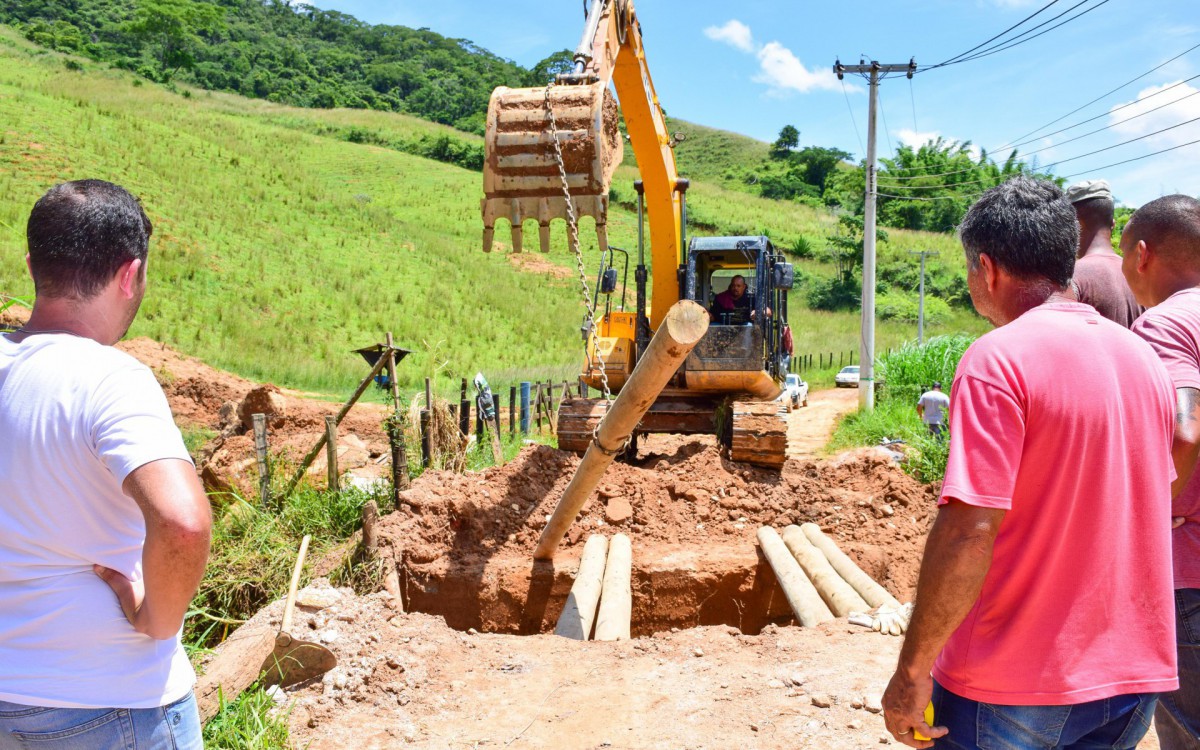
0, 30, 987, 402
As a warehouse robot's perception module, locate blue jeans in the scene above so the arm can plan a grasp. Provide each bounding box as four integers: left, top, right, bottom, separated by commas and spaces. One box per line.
931, 680, 1157, 749
1156, 587, 1200, 749
0, 691, 201, 749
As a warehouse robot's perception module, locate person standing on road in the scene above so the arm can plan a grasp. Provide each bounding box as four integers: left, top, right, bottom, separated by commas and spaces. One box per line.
1068, 179, 1144, 327
0, 181, 212, 748
1122, 194, 1200, 749
882, 176, 1177, 749
915, 382, 950, 438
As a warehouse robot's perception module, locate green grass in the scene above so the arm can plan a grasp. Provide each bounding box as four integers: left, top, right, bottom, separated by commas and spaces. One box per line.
0, 28, 988, 408
202, 685, 290, 750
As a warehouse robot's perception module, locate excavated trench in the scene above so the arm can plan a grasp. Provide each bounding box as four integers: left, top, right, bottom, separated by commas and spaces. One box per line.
377, 442, 936, 638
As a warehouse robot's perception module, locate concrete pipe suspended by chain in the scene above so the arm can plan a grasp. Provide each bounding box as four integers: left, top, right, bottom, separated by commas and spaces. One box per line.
534, 300, 709, 560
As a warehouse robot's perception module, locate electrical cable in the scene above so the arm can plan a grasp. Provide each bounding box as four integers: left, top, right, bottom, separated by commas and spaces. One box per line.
924, 0, 1064, 71
927, 0, 1111, 71
842, 78, 865, 156
994, 40, 1200, 150
1060, 137, 1200, 178
908, 76, 919, 133
1015, 88, 1200, 159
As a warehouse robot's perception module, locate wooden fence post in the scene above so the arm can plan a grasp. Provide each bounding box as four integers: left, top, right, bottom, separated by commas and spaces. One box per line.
325, 416, 338, 492
253, 413, 270, 508
420, 409, 432, 467
384, 332, 408, 494
509, 386, 517, 436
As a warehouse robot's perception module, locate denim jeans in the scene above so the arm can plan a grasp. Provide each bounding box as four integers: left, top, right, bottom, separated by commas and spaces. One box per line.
1156, 587, 1200, 749
931, 680, 1157, 749
0, 691, 201, 749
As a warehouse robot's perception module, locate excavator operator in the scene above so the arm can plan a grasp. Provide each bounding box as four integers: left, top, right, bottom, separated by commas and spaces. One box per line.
710, 275, 770, 324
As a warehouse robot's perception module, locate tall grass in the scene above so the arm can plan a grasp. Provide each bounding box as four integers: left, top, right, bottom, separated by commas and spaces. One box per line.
877, 334, 975, 404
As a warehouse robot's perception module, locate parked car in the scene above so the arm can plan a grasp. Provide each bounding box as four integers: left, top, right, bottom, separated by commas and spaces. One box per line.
778, 373, 809, 410
835, 365, 860, 388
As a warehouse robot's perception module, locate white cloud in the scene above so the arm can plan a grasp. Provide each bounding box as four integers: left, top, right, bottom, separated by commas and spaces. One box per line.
703, 19, 755, 53
895, 129, 942, 148
1109, 81, 1200, 147
753, 41, 844, 94
703, 20, 847, 95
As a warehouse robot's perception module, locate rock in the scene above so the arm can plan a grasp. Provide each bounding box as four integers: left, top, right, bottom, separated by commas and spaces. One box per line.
218, 400, 240, 434
693, 648, 704, 658
237, 384, 288, 430
605, 496, 633, 524
767, 679, 785, 689
811, 694, 832, 708
851, 698, 864, 709
880, 734, 892, 744
786, 672, 806, 688
847, 720, 863, 730
296, 587, 343, 610
266, 684, 288, 704
864, 695, 883, 713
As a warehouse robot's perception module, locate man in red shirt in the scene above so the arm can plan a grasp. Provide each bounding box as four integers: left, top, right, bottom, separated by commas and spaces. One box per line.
1122, 194, 1200, 749
882, 176, 1177, 749
1067, 179, 1143, 327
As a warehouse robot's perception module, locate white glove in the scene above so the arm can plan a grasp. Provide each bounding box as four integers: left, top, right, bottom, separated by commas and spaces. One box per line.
848, 602, 913, 636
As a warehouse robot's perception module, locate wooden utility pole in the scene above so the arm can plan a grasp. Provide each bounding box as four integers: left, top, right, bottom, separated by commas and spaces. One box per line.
834, 58, 916, 411
910, 250, 939, 344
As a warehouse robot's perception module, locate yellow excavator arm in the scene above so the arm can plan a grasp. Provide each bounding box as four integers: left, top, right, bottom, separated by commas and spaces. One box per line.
481, 0, 684, 331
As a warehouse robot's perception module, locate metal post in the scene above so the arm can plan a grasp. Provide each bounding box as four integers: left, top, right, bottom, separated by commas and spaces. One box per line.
520, 381, 531, 434
910, 250, 938, 345
835, 57, 916, 412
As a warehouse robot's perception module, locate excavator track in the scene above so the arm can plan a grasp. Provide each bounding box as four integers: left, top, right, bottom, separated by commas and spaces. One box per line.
728, 400, 788, 469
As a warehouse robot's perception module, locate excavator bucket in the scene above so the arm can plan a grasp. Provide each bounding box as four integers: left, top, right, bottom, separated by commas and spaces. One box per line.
482, 82, 623, 254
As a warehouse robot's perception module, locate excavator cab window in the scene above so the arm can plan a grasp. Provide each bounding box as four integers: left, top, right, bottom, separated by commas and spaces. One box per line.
706, 269, 757, 326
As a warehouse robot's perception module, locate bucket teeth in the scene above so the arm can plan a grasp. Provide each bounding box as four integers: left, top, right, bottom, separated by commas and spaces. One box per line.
481, 82, 622, 255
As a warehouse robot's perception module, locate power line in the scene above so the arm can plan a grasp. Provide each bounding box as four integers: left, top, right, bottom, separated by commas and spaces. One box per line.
841, 78, 865, 156
930, 0, 1111, 71
1061, 137, 1200, 178
1016, 88, 1200, 159
924, 0, 1064, 71
908, 76, 919, 133
994, 40, 1200, 150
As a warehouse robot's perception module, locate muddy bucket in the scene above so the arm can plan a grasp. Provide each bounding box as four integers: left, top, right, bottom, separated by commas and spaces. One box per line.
481, 82, 623, 254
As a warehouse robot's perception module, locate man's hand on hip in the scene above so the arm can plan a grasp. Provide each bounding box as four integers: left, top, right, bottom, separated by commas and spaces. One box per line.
94, 564, 146, 628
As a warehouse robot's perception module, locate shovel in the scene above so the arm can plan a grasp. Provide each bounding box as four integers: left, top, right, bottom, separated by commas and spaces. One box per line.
195, 534, 337, 722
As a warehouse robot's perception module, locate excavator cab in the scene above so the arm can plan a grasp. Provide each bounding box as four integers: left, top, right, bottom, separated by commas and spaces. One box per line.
683, 237, 794, 385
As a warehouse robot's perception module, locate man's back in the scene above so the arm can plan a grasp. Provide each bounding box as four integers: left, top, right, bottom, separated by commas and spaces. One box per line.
934, 302, 1176, 704
917, 390, 949, 424
0, 333, 195, 708
1074, 253, 1144, 327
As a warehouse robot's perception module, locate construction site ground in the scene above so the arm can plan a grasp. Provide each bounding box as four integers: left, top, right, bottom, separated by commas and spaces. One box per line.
71, 334, 1160, 749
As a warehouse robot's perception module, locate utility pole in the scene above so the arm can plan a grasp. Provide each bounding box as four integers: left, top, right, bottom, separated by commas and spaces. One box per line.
835, 58, 916, 411
910, 250, 938, 344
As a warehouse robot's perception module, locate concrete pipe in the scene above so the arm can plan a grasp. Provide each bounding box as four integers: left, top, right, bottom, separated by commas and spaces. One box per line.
554, 535, 610, 640
757, 527, 834, 627
593, 533, 632, 641
800, 523, 901, 609
781, 525, 869, 617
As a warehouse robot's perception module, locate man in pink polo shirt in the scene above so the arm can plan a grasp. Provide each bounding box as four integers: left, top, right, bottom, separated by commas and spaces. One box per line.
1123, 194, 1200, 749
882, 176, 1178, 749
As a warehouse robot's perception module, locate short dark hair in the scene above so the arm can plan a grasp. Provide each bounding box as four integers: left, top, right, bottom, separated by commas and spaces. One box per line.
1073, 196, 1115, 228
27, 180, 153, 299
1126, 194, 1200, 265
958, 175, 1077, 287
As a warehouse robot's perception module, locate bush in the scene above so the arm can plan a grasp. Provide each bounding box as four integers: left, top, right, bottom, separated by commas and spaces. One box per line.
876, 292, 950, 325
806, 272, 860, 311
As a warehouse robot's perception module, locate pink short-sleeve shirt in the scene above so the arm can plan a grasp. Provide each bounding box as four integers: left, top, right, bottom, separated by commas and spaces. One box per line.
932, 302, 1178, 705
1133, 287, 1200, 589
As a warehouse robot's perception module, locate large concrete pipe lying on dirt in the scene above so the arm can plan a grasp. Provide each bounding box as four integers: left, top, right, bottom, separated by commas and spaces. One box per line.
757, 527, 835, 627
534, 301, 710, 560
554, 535, 610, 640
800, 523, 901, 609
781, 525, 869, 617
594, 533, 633, 641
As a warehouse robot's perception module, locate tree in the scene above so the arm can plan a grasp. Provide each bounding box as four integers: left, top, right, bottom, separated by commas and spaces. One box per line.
124, 0, 225, 79
527, 50, 574, 85
770, 125, 799, 160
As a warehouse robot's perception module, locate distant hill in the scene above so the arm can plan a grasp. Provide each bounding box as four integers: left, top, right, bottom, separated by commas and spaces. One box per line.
0, 30, 984, 399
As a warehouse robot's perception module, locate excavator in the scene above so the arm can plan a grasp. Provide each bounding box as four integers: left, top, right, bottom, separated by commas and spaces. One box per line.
480, 0, 796, 467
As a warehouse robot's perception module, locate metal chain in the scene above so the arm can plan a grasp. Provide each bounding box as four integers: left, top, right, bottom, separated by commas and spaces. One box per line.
544, 83, 612, 403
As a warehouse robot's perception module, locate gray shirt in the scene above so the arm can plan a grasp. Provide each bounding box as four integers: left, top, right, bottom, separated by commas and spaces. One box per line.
918, 390, 950, 425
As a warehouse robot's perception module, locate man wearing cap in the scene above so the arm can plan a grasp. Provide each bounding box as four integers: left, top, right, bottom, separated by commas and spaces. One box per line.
1068, 179, 1143, 327
916, 381, 950, 438
1122, 194, 1200, 748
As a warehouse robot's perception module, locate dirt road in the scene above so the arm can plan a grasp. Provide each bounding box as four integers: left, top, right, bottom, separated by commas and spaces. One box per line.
787, 387, 859, 460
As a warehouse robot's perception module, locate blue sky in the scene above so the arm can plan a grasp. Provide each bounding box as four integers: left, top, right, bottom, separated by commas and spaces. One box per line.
314, 0, 1198, 207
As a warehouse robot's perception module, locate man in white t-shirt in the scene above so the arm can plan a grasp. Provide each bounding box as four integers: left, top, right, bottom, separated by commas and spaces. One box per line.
0, 181, 211, 748
916, 381, 951, 438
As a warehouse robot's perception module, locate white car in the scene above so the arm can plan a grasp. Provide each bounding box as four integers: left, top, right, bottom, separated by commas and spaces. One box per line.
778, 373, 809, 410
835, 365, 860, 388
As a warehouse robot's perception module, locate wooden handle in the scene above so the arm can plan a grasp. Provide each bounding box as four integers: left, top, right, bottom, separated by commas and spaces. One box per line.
281, 535, 311, 633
